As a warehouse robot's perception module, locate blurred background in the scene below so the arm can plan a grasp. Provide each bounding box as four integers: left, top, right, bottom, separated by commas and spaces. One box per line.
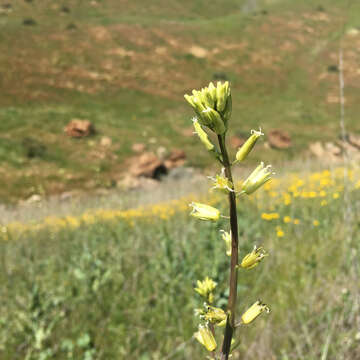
0, 1, 360, 359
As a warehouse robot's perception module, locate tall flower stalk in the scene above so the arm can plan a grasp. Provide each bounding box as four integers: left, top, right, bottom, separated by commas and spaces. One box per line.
185, 82, 272, 359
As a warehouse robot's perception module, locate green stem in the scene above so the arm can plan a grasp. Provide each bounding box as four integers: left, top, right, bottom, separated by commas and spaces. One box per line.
217, 134, 239, 360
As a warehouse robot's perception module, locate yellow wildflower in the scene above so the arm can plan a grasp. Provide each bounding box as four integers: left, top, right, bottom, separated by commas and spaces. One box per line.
204, 305, 227, 327
194, 325, 217, 352
240, 245, 268, 269
209, 168, 233, 193
241, 162, 274, 195
194, 277, 217, 303
283, 216, 292, 224
189, 202, 220, 221
241, 300, 270, 324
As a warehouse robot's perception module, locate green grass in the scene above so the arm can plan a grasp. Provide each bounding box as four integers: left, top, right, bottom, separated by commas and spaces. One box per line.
1, 167, 359, 359
1, 0, 360, 202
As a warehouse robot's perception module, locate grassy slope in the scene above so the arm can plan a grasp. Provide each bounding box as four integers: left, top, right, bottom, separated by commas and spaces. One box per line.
1, 0, 360, 202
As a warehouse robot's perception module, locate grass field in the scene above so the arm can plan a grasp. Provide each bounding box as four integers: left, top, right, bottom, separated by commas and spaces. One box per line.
1, 0, 360, 202
1, 164, 359, 359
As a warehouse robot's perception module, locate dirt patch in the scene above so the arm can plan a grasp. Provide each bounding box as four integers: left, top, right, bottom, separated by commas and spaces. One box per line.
187, 46, 208, 58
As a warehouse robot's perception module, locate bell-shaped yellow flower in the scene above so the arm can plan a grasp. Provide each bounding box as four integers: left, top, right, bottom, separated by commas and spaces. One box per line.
241, 300, 270, 324
240, 245, 268, 269
209, 168, 233, 194
194, 325, 217, 352
204, 305, 227, 327
189, 202, 220, 221
241, 162, 273, 195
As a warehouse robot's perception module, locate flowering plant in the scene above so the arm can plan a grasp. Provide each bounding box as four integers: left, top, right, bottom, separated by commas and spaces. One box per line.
185, 82, 273, 359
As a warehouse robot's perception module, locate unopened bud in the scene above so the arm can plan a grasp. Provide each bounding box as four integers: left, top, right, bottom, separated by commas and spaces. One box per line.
192, 118, 215, 152
235, 129, 264, 162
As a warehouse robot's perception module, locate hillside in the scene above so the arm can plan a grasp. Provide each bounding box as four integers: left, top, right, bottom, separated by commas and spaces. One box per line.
1, 0, 360, 202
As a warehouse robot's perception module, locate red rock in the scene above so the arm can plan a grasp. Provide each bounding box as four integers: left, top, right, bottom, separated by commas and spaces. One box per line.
268, 129, 291, 149
165, 149, 186, 169
65, 119, 94, 138
129, 152, 166, 179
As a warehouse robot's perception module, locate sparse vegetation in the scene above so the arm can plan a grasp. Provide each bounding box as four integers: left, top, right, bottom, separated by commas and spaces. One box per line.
1, 0, 360, 202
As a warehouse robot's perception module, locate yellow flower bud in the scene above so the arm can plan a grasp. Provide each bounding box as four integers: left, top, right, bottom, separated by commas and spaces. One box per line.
241, 162, 273, 195
194, 276, 217, 300
240, 246, 268, 269
216, 81, 232, 126
201, 86, 215, 109
235, 129, 264, 162
216, 81, 229, 112
184, 82, 231, 134
192, 118, 215, 152
241, 300, 270, 324
189, 202, 220, 221
222, 92, 232, 125
208, 82, 217, 104
194, 325, 217, 352
202, 107, 226, 134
